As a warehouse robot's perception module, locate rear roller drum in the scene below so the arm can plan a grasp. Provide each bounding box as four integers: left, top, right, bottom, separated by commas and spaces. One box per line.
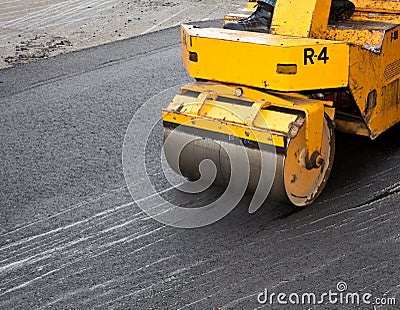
283, 116, 335, 206
163, 116, 334, 207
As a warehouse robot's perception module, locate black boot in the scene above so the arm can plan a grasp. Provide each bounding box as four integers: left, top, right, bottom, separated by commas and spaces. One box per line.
223, 1, 274, 33
223, 0, 355, 33
329, 0, 355, 21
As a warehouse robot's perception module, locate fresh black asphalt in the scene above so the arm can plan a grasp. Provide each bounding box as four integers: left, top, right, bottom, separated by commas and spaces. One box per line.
1, 22, 399, 309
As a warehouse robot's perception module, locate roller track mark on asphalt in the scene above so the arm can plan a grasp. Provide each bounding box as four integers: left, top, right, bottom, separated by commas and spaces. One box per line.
268, 194, 397, 240
0, 184, 130, 237
0, 43, 180, 99
0, 253, 53, 274
221, 292, 260, 309
117, 256, 231, 309
38, 278, 117, 309
93, 272, 182, 308
357, 221, 400, 240
0, 0, 83, 27
177, 267, 226, 297
0, 222, 166, 296
246, 168, 400, 241
135, 255, 177, 273
316, 164, 400, 203
350, 264, 398, 300
0, 0, 116, 43
2, 0, 47, 5
354, 210, 399, 233
0, 183, 173, 255
176, 294, 220, 310
131, 237, 167, 254
179, 276, 253, 309
384, 283, 400, 298
0, 170, 164, 239
0, 219, 163, 275
1, 235, 94, 274
0, 0, 112, 28
219, 255, 347, 309
1, 240, 124, 301
171, 4, 229, 28
141, 9, 189, 35
277, 212, 395, 244
0, 4, 50, 18
20, 0, 116, 30
1, 21, 399, 308
86, 234, 171, 260
141, 2, 233, 34
309, 192, 400, 226
0, 201, 133, 251
0, 266, 63, 298
1, 192, 179, 296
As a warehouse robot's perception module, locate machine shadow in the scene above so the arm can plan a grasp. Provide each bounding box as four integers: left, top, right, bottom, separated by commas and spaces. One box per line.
192, 122, 400, 235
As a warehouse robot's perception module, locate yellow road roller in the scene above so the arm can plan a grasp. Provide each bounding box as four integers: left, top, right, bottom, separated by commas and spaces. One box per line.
162, 0, 400, 207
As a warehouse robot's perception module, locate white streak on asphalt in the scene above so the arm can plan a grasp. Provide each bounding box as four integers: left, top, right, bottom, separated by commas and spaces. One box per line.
132, 238, 166, 254
309, 203, 380, 225
221, 292, 259, 309
0, 222, 164, 273
0, 0, 117, 44
38, 278, 116, 310
0, 201, 133, 252
141, 9, 188, 35
135, 255, 176, 273
1, 182, 177, 253
0, 253, 52, 273
0, 236, 88, 273
0, 266, 61, 296
177, 296, 212, 310
0, 184, 128, 237
1, 0, 112, 27
0, 0, 83, 27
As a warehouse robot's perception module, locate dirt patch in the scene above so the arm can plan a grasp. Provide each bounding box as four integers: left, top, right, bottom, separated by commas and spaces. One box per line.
0, 0, 244, 69
4, 35, 72, 65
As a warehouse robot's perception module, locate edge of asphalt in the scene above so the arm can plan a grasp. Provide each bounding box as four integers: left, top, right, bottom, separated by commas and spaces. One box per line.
0, 20, 221, 99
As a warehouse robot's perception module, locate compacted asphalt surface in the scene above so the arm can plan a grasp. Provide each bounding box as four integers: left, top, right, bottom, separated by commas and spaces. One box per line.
1, 22, 399, 309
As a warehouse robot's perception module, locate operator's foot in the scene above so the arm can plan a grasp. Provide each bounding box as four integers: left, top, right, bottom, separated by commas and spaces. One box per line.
223, 1, 274, 33
223, 0, 355, 34
329, 0, 355, 21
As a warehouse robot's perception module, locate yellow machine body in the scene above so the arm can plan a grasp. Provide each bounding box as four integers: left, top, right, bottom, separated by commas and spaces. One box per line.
181, 26, 350, 92
162, 0, 400, 206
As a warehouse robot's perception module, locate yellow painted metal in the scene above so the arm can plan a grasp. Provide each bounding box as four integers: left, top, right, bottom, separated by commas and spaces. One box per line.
335, 115, 370, 137
162, 82, 334, 164
200, 0, 400, 139
326, 23, 387, 53
352, 11, 400, 23
245, 0, 257, 11
271, 0, 331, 39
283, 114, 334, 205
162, 111, 287, 148
323, 0, 400, 138
163, 0, 400, 207
348, 24, 400, 138
162, 83, 293, 148
252, 92, 329, 165
162, 82, 336, 206
225, 0, 400, 26
181, 25, 349, 92
352, 0, 400, 14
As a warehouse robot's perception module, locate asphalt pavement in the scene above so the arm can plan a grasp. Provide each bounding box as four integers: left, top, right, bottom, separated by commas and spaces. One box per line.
0, 22, 399, 309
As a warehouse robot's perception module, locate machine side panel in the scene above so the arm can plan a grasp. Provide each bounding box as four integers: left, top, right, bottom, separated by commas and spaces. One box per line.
181, 26, 349, 92
349, 24, 400, 138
